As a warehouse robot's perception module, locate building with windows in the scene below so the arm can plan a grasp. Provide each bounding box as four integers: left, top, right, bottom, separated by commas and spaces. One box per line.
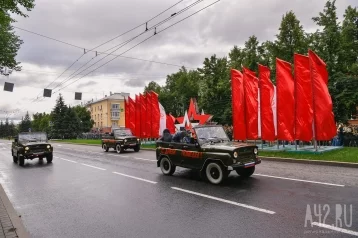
85, 92, 130, 133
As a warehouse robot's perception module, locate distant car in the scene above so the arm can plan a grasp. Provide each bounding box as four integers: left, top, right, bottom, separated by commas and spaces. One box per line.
156, 125, 260, 185
11, 132, 53, 166
101, 128, 141, 153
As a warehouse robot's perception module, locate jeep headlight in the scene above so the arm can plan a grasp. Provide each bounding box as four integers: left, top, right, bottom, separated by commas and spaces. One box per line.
25, 147, 29, 151
124, 139, 127, 142
47, 145, 51, 149
233, 151, 238, 158
254, 148, 258, 154
137, 139, 140, 141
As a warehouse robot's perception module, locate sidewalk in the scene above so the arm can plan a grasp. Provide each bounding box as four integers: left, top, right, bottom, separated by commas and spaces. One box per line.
0, 185, 30, 238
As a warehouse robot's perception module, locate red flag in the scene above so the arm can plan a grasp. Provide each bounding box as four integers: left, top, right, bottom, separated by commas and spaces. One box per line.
259, 65, 275, 141
308, 50, 336, 140
139, 94, 147, 138
145, 93, 152, 138
231, 69, 246, 140
135, 95, 141, 138
151, 91, 160, 138
243, 67, 258, 139
294, 54, 313, 141
276, 58, 295, 141
128, 97, 136, 135
166, 114, 176, 134
124, 99, 129, 129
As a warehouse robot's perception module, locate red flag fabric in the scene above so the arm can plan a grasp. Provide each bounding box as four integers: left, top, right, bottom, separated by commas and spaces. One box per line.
135, 95, 141, 138
151, 91, 160, 138
294, 54, 313, 141
145, 93, 152, 138
128, 97, 136, 135
139, 94, 147, 139
125, 99, 129, 129
308, 50, 336, 140
258, 65, 275, 141
276, 58, 295, 141
166, 114, 176, 134
231, 69, 246, 140
243, 67, 258, 139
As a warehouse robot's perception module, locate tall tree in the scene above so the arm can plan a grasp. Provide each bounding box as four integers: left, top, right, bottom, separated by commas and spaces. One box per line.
243, 35, 260, 72
0, 121, 4, 137
143, 81, 162, 94
51, 94, 67, 139
63, 107, 81, 139
73, 105, 94, 133
228, 46, 246, 70
19, 111, 31, 132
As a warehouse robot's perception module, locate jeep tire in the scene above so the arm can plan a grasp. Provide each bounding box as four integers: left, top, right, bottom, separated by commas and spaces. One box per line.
116, 144, 123, 154
160, 157, 176, 175
13, 155, 18, 163
134, 145, 140, 152
46, 154, 53, 163
102, 144, 109, 152
18, 154, 25, 166
236, 166, 255, 178
205, 162, 225, 185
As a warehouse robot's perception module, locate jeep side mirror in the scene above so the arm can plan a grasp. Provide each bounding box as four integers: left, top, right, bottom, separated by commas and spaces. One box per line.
14, 138, 18, 143
110, 133, 114, 136
195, 142, 199, 147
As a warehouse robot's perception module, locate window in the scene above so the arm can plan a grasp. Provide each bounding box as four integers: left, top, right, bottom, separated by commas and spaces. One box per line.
111, 112, 119, 118
112, 104, 119, 109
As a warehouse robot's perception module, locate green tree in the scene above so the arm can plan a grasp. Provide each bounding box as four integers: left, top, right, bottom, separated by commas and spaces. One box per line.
51, 94, 67, 138
32, 112, 51, 134
143, 81, 162, 94
242, 35, 261, 72
228, 45, 246, 70
0, 121, 4, 137
19, 111, 31, 132
0, 0, 35, 70
63, 107, 81, 139
73, 105, 94, 133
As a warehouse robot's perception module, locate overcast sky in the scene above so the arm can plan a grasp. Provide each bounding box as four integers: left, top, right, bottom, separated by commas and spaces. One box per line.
0, 0, 356, 122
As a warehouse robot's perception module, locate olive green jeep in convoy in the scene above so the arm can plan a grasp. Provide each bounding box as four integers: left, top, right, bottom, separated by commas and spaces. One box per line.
102, 127, 141, 153
11, 132, 53, 166
156, 125, 260, 185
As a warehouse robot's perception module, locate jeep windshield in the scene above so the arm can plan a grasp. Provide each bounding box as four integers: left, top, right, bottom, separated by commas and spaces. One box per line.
194, 126, 229, 144
114, 129, 133, 137
18, 133, 48, 143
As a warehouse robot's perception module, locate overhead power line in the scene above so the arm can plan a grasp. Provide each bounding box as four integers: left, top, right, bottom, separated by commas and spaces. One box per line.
52, 0, 221, 95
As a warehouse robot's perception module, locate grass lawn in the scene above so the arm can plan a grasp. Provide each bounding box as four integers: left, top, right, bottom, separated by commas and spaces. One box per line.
56, 139, 358, 163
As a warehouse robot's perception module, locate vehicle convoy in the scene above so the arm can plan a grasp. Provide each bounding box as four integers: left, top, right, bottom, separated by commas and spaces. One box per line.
11, 132, 53, 166
102, 127, 141, 153
156, 125, 260, 185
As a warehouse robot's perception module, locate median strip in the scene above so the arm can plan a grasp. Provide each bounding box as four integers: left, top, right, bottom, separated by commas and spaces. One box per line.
81, 163, 106, 171
254, 174, 345, 187
112, 172, 157, 184
312, 222, 358, 236
171, 187, 275, 215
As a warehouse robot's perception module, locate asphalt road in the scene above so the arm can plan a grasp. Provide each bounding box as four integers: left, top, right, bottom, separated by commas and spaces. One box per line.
0, 140, 357, 238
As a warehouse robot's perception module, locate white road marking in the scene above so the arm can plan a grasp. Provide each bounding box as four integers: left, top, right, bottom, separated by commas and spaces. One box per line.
57, 144, 62, 147
171, 187, 275, 215
312, 222, 358, 236
254, 174, 345, 187
112, 172, 157, 184
57, 158, 78, 163
133, 157, 156, 162
81, 163, 106, 171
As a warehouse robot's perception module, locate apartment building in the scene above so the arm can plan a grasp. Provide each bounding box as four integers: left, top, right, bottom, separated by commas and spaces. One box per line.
86, 92, 130, 133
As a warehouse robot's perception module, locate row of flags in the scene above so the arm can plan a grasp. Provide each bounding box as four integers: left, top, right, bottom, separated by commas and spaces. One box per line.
124, 91, 176, 139
231, 50, 336, 142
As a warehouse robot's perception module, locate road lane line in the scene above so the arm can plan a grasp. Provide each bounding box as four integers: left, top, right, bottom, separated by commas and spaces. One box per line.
171, 187, 275, 215
312, 222, 358, 236
81, 163, 106, 170
254, 174, 345, 187
58, 158, 78, 163
133, 157, 156, 162
112, 172, 157, 184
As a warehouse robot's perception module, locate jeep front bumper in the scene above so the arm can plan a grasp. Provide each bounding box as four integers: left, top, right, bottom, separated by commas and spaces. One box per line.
227, 158, 261, 171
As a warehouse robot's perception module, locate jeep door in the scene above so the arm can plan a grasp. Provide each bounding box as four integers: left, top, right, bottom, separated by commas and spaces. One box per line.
180, 143, 203, 169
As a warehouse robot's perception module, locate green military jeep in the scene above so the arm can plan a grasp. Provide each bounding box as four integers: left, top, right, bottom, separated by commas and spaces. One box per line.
11, 132, 53, 166
102, 127, 141, 153
156, 125, 260, 185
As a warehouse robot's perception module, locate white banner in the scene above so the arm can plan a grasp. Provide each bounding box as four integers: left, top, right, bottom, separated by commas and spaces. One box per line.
159, 102, 166, 136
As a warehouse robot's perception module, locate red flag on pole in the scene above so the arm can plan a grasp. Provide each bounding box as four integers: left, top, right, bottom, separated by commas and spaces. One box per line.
308, 50, 336, 140
243, 67, 258, 140
135, 95, 141, 138
128, 97, 136, 135
125, 99, 129, 129
231, 69, 246, 140
166, 114, 176, 134
294, 54, 314, 141
258, 65, 275, 141
276, 58, 295, 141
140, 94, 147, 139
145, 93, 152, 138
151, 91, 160, 138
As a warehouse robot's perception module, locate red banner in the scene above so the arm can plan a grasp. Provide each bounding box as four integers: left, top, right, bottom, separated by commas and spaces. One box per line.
276, 58, 295, 141
139, 94, 147, 139
294, 54, 313, 141
128, 97, 136, 134
308, 50, 336, 140
258, 65, 275, 141
135, 95, 141, 137
231, 69, 246, 140
166, 114, 176, 134
151, 91, 160, 138
145, 93, 152, 138
124, 100, 129, 129
243, 67, 258, 140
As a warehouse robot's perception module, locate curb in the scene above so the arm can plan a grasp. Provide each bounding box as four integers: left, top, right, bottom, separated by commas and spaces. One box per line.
259, 156, 358, 168
0, 184, 30, 238
50, 141, 358, 168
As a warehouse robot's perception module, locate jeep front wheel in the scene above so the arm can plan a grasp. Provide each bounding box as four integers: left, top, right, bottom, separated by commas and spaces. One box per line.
236, 166, 255, 178
205, 162, 225, 185
116, 144, 123, 154
160, 157, 176, 175
18, 154, 25, 166
13, 155, 18, 163
46, 154, 53, 163
102, 144, 109, 152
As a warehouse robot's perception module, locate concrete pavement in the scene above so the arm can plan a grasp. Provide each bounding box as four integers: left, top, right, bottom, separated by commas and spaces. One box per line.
0, 140, 357, 237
